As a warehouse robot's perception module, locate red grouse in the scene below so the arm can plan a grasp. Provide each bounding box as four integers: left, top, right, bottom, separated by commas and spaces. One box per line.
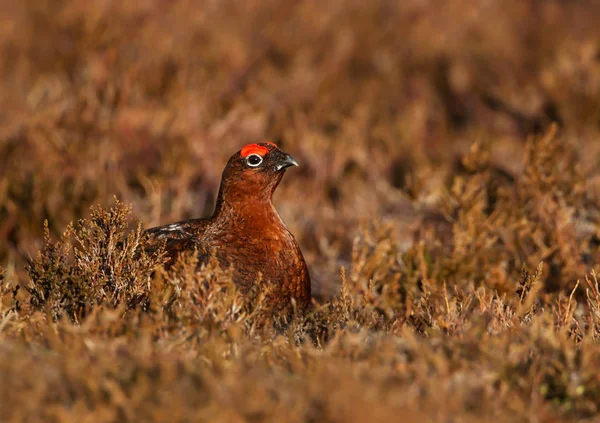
144, 142, 311, 311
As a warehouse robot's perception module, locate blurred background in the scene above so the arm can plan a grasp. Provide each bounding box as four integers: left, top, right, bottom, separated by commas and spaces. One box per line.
1, 0, 600, 298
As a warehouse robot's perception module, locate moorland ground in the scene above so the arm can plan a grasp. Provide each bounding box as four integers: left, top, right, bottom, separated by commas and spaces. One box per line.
2, 1, 600, 422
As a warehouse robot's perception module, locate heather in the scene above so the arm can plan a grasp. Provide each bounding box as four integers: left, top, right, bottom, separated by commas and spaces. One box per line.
2, 1, 600, 421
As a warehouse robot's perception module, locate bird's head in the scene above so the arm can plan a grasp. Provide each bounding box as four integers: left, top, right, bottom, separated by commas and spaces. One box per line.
217, 142, 299, 206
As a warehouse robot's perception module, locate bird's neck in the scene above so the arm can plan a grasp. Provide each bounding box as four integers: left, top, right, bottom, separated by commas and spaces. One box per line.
212, 193, 284, 232
210, 172, 288, 234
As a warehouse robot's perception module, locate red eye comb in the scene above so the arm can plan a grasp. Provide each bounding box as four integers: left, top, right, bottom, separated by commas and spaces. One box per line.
240, 143, 273, 158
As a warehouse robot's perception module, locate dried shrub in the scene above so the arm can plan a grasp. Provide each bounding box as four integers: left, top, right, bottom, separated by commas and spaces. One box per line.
25, 200, 166, 321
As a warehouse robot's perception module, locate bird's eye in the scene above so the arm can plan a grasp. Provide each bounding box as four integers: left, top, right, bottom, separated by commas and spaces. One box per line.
246, 154, 263, 167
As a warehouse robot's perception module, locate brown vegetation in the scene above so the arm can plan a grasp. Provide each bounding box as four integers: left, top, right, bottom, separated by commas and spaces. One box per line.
2, 1, 600, 421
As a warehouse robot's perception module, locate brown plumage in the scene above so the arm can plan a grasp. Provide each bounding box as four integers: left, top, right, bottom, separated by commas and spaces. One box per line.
144, 142, 311, 311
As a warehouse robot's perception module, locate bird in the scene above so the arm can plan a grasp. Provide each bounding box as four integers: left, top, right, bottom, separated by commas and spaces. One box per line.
143, 142, 311, 312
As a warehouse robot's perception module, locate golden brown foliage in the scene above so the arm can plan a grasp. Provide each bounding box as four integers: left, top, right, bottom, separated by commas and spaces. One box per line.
2, 1, 600, 422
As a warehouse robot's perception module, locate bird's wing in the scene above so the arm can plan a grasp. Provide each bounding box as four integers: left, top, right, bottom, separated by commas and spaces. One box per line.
144, 217, 209, 239
143, 219, 212, 268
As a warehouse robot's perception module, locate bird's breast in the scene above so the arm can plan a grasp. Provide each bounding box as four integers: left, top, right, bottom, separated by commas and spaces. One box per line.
212, 226, 304, 281
203, 213, 311, 309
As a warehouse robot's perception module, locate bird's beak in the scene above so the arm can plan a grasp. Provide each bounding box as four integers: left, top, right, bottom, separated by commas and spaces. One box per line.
275, 153, 299, 172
